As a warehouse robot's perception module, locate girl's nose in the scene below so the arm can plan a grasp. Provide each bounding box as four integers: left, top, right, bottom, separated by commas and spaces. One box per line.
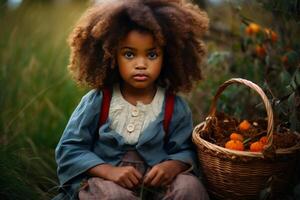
135, 57, 147, 69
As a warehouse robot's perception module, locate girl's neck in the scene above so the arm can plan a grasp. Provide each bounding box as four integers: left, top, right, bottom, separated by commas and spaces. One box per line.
120, 83, 157, 106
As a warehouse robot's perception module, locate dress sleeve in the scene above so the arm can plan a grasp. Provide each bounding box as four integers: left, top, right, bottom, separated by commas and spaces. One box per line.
165, 96, 197, 169
55, 90, 105, 186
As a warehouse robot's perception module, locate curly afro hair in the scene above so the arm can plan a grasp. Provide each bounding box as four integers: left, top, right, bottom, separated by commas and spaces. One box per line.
68, 0, 209, 93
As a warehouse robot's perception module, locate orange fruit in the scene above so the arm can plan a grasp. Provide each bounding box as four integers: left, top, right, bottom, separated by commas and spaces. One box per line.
281, 55, 289, 66
225, 140, 245, 151
230, 133, 244, 141
271, 33, 278, 43
281, 50, 299, 67
255, 45, 267, 58
259, 136, 268, 144
245, 27, 252, 35
239, 120, 251, 131
245, 23, 261, 35
264, 28, 278, 43
250, 141, 265, 152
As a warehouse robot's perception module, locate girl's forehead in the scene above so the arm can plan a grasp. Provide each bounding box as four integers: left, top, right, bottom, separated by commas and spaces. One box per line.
119, 30, 160, 49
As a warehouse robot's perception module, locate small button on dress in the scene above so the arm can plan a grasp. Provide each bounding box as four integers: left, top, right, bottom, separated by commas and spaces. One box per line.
131, 108, 139, 117
127, 124, 135, 133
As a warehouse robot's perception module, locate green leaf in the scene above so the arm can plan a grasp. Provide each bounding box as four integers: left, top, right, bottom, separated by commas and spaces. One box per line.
286, 51, 299, 65
294, 69, 300, 85
207, 51, 231, 66
287, 92, 299, 131
290, 76, 298, 90
259, 186, 272, 200
294, 183, 300, 199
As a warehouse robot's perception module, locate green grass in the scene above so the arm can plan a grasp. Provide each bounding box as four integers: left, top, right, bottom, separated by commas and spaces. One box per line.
0, 2, 89, 199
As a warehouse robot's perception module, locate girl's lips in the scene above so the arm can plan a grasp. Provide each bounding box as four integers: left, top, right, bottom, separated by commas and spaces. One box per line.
133, 74, 148, 81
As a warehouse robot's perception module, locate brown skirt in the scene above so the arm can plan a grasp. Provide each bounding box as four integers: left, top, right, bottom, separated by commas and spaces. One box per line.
78, 151, 210, 200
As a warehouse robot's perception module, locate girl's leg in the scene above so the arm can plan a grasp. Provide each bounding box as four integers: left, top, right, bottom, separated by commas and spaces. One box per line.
162, 173, 210, 200
79, 151, 146, 200
78, 177, 139, 200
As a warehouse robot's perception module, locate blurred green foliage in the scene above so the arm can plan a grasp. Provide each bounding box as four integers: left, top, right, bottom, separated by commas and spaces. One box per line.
0, 1, 88, 199
259, 0, 300, 21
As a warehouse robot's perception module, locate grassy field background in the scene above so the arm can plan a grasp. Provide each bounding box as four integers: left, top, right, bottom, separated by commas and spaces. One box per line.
0, 1, 90, 199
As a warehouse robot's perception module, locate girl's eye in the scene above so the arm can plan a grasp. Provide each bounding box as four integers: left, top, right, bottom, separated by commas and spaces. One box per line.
124, 51, 134, 59
148, 51, 158, 60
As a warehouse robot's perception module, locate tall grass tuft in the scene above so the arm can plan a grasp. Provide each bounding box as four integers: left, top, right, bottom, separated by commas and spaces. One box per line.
0, 1, 89, 199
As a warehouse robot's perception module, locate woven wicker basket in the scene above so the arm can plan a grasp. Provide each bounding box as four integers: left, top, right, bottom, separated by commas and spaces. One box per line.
192, 78, 300, 200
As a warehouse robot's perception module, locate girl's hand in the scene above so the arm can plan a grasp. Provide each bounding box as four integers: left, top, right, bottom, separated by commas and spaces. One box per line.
143, 160, 189, 187
88, 164, 142, 189
108, 165, 143, 188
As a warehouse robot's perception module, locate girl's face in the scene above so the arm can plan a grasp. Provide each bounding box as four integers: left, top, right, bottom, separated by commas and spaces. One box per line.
117, 30, 163, 92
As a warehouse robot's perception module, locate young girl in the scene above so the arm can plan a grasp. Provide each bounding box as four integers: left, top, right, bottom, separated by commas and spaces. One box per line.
54, 0, 209, 199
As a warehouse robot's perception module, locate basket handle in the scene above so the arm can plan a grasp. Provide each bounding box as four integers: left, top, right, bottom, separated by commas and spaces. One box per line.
207, 78, 274, 148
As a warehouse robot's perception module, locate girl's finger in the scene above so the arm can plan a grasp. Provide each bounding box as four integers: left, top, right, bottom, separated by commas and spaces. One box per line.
149, 172, 163, 187
128, 172, 140, 185
132, 168, 143, 180
161, 177, 172, 187
123, 178, 134, 189
144, 169, 156, 184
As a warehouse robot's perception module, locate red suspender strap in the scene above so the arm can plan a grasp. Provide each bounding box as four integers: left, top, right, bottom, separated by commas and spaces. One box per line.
98, 87, 112, 127
93, 87, 111, 149
163, 92, 175, 137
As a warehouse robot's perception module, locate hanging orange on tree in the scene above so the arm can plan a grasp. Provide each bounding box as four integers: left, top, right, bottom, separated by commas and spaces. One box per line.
245, 23, 260, 36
